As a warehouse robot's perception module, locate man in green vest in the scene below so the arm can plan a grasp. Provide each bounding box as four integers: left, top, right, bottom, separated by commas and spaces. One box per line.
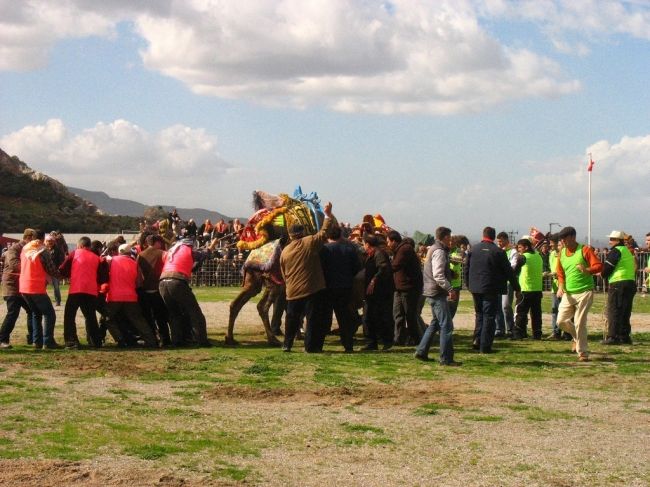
544, 235, 570, 340
601, 230, 637, 345
513, 238, 543, 339
556, 226, 603, 362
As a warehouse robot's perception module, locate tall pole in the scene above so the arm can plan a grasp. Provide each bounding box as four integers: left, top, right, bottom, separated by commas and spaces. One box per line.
587, 152, 592, 247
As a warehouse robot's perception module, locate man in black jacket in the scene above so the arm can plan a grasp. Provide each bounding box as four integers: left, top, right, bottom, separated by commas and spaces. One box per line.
465, 227, 520, 353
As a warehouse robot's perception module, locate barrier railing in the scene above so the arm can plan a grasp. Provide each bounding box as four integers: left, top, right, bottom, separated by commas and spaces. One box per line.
191, 252, 650, 291
191, 257, 246, 287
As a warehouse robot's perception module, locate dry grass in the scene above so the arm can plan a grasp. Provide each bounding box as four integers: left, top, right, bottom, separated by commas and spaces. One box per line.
0, 298, 648, 486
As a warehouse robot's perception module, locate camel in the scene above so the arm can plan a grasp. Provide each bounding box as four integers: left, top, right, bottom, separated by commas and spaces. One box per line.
225, 188, 323, 346
225, 269, 285, 346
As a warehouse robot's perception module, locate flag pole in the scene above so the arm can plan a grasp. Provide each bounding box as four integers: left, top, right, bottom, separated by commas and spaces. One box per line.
587, 152, 593, 247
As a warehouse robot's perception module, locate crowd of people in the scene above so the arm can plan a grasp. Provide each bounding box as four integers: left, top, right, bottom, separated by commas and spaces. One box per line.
1, 206, 648, 365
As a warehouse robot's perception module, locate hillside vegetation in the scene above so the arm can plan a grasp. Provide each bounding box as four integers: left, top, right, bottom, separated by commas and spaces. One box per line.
0, 149, 139, 232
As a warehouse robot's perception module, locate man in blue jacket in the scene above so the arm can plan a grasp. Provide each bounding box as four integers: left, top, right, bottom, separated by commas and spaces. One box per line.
465, 227, 521, 354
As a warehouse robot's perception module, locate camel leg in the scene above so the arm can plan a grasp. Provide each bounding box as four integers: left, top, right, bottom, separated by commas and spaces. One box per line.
257, 282, 282, 346
227, 271, 262, 345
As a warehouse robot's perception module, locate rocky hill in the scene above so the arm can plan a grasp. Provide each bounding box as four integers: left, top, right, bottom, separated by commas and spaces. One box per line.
0, 148, 139, 232
68, 187, 238, 224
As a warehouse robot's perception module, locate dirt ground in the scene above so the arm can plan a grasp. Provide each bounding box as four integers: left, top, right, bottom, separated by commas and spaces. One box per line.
0, 301, 649, 486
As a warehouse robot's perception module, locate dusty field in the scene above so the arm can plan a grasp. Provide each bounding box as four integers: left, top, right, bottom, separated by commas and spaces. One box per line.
0, 301, 648, 486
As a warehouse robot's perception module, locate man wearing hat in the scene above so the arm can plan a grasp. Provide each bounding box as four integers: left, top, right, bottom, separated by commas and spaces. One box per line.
601, 231, 637, 345
159, 235, 216, 347
280, 201, 335, 352
555, 226, 603, 361
0, 228, 36, 348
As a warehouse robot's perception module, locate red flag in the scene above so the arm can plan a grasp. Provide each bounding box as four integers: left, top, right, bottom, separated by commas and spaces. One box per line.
587, 157, 594, 172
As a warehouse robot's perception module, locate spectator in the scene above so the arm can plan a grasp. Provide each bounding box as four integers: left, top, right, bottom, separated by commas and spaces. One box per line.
45, 233, 65, 306
414, 226, 460, 366
280, 202, 335, 353
555, 226, 603, 362
513, 238, 543, 340
19, 229, 61, 349
387, 231, 423, 346
362, 234, 394, 351
601, 230, 636, 345
58, 236, 102, 349
321, 224, 362, 352
465, 226, 520, 354
0, 229, 36, 348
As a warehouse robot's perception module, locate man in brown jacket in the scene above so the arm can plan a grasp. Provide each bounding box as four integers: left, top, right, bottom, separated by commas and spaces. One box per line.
0, 229, 36, 348
137, 235, 171, 346
280, 202, 335, 352
387, 231, 423, 346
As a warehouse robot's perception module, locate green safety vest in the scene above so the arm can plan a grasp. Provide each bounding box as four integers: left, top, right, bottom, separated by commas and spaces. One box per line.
560, 244, 594, 294
450, 249, 462, 288
549, 250, 559, 292
609, 245, 635, 283
519, 251, 543, 292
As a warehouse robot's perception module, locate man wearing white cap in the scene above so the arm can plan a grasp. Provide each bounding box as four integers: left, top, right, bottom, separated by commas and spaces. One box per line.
601, 231, 637, 345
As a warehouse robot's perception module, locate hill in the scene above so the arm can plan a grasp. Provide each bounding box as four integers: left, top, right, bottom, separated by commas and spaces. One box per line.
0, 148, 139, 233
67, 187, 238, 224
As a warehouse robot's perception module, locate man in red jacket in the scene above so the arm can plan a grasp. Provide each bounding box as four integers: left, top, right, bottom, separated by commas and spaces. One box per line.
159, 237, 213, 347
59, 236, 102, 349
19, 230, 61, 349
105, 244, 158, 348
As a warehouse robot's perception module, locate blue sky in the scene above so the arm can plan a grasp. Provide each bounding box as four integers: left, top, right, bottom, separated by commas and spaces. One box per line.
1, 0, 649, 244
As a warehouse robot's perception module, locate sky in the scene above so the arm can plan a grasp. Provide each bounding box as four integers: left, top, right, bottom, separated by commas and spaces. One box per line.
1, 0, 649, 244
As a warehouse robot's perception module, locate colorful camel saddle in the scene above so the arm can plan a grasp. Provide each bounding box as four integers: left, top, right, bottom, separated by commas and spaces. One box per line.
237, 186, 324, 251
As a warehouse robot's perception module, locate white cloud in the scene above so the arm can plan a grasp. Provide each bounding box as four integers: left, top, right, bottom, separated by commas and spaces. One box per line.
477, 0, 650, 55
0, 0, 587, 114
0, 119, 231, 206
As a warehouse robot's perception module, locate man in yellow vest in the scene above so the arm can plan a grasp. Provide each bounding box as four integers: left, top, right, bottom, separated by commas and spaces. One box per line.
513, 238, 543, 339
601, 231, 636, 345
555, 226, 603, 361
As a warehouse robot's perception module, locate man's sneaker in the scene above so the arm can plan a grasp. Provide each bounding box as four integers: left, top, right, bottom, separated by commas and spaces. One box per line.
44, 343, 62, 350
414, 352, 429, 361
381, 342, 393, 351
440, 360, 462, 367
0, 342, 12, 349
548, 332, 562, 340
65, 343, 80, 350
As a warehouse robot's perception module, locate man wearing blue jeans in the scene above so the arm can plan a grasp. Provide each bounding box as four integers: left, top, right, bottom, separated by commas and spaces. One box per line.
465, 226, 521, 354
415, 226, 460, 366
19, 230, 61, 349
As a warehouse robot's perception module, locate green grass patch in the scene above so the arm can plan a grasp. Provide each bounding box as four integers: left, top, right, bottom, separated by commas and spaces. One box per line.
337, 422, 393, 446
413, 402, 464, 416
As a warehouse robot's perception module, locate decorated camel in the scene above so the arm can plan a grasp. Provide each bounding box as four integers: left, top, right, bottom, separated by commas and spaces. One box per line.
225, 187, 323, 346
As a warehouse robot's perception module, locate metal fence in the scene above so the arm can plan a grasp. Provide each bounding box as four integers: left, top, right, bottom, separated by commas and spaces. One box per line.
190, 251, 650, 291
190, 257, 246, 287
